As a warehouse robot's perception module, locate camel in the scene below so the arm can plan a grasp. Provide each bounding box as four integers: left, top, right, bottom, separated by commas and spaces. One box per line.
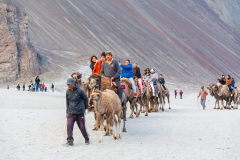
210, 84, 234, 109
157, 82, 170, 111
207, 83, 221, 109
146, 82, 158, 112
90, 89, 122, 143
89, 76, 128, 132
134, 78, 147, 116
120, 78, 138, 119
139, 81, 151, 116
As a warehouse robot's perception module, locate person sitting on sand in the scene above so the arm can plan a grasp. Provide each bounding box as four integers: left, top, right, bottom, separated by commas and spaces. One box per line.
65, 78, 89, 146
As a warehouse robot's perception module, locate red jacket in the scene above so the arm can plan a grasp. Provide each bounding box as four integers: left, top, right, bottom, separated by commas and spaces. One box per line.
93, 60, 103, 74
42, 85, 45, 89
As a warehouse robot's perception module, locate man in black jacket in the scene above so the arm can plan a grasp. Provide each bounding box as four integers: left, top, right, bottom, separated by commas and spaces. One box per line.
158, 74, 167, 93
66, 78, 89, 146
218, 75, 226, 85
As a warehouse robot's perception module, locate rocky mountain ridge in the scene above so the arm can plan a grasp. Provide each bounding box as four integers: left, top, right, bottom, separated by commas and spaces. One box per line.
0, 0, 40, 83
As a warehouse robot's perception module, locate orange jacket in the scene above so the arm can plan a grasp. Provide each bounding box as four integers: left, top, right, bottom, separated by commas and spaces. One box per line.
93, 60, 103, 74
224, 78, 232, 86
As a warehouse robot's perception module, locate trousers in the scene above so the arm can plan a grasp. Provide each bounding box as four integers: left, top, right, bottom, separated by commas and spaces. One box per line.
67, 113, 89, 140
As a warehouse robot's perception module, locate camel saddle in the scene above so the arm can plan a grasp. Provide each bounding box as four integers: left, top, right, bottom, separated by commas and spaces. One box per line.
111, 80, 125, 89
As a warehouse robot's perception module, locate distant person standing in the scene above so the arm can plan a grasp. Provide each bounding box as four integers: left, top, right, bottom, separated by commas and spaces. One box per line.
197, 86, 208, 110
179, 90, 183, 99
16, 84, 20, 91
23, 84, 25, 91
65, 78, 89, 146
33, 84, 36, 92
7, 85, 9, 89
90, 55, 97, 72
41, 83, 45, 92
35, 76, 41, 92
175, 90, 177, 99
51, 83, 54, 93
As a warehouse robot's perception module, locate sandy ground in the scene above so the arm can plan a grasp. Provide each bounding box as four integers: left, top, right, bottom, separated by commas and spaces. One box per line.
0, 88, 239, 160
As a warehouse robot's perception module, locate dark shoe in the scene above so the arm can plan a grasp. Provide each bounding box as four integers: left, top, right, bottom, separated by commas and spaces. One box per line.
65, 139, 74, 146
85, 139, 90, 145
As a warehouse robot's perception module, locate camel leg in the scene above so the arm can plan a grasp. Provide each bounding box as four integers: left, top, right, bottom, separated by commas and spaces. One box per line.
214, 100, 216, 109
154, 97, 158, 112
135, 103, 139, 117
112, 115, 117, 140
99, 116, 104, 143
130, 101, 134, 118
168, 94, 171, 109
93, 112, 99, 131
162, 96, 165, 111
104, 117, 110, 136
159, 97, 162, 110
117, 111, 122, 138
122, 104, 127, 132
217, 100, 220, 109
220, 100, 224, 110
145, 99, 149, 116
150, 98, 154, 112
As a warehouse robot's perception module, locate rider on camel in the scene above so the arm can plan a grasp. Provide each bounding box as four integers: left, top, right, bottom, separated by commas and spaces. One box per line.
120, 60, 138, 97
133, 63, 144, 95
100, 51, 122, 101
158, 74, 167, 93
93, 52, 106, 74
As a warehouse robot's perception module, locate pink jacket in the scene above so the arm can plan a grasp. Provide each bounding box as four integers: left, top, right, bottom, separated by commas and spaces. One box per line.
198, 90, 208, 99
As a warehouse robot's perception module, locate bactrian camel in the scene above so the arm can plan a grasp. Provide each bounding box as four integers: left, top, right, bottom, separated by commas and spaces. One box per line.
90, 89, 122, 143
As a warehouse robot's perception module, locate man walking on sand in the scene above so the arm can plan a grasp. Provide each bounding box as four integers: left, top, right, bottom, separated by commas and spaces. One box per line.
197, 86, 208, 110
65, 78, 89, 146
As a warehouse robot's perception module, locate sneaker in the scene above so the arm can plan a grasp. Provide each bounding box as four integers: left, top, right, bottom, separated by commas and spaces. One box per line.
85, 139, 90, 145
65, 139, 74, 146
134, 93, 138, 97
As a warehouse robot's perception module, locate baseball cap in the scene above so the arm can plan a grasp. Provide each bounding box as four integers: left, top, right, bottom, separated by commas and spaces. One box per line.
67, 78, 75, 85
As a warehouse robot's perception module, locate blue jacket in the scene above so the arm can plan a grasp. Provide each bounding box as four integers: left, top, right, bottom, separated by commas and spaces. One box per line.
231, 80, 235, 87
120, 63, 134, 78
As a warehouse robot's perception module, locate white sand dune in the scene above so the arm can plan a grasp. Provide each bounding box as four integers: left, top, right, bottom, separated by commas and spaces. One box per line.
0, 89, 239, 160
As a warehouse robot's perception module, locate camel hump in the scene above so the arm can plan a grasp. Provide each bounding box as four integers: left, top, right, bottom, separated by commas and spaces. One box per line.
120, 78, 132, 88
102, 77, 112, 90
89, 73, 101, 79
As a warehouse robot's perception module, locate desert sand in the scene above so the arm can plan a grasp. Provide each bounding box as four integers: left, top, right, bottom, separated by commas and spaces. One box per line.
0, 88, 239, 160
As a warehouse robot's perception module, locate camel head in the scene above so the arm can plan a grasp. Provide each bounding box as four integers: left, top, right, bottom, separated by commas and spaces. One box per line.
90, 91, 102, 101
71, 72, 82, 85
82, 79, 90, 91
89, 78, 98, 89
207, 83, 215, 96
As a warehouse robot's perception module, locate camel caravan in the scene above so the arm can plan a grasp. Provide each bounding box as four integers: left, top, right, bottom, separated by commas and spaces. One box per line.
70, 51, 171, 142
207, 75, 239, 110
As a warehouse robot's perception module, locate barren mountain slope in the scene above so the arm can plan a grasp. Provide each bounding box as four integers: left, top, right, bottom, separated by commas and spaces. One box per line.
11, 0, 240, 85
